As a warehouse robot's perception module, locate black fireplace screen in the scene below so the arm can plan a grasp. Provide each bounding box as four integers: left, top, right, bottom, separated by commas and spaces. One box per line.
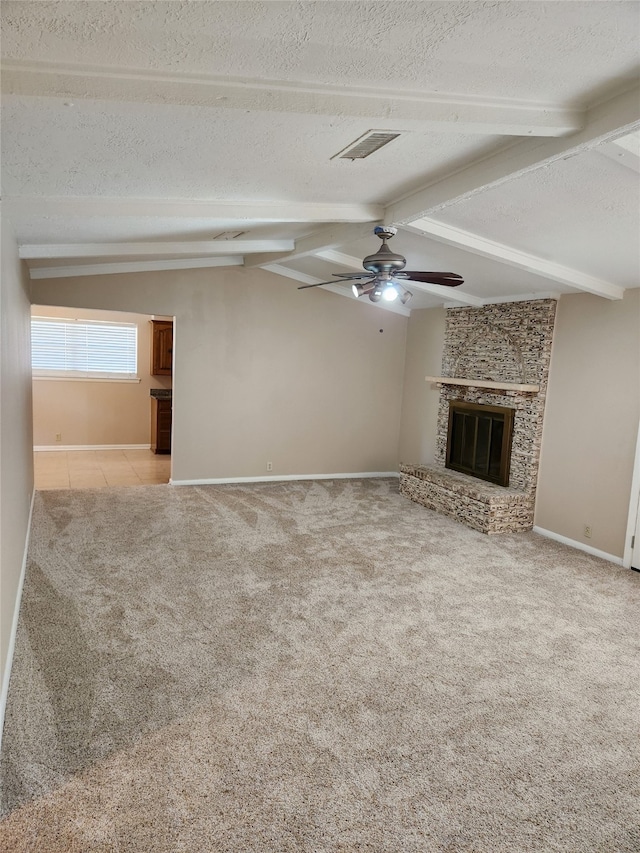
446, 401, 515, 487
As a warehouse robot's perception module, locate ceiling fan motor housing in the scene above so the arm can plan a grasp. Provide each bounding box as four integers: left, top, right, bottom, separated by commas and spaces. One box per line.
363, 227, 407, 274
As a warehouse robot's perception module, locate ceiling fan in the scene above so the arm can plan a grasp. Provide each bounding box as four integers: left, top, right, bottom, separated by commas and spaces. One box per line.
298, 226, 464, 305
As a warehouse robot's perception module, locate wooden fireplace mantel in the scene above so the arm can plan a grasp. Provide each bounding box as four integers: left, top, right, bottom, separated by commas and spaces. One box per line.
425, 376, 540, 394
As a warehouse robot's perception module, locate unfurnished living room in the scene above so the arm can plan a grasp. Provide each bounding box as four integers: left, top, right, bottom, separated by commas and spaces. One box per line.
1, 2, 639, 851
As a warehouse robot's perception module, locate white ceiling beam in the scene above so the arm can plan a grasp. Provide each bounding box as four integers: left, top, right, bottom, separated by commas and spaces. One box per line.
5, 197, 383, 223
315, 249, 365, 270
246, 221, 382, 268
611, 131, 640, 156
261, 265, 410, 317
595, 141, 640, 174
480, 292, 561, 305
2, 61, 583, 137
19, 239, 294, 260
407, 217, 624, 300
263, 266, 327, 288
28, 256, 243, 280
386, 84, 640, 223
390, 278, 485, 307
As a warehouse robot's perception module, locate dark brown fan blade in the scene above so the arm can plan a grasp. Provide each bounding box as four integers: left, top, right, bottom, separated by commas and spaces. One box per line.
297, 273, 374, 289
401, 271, 464, 287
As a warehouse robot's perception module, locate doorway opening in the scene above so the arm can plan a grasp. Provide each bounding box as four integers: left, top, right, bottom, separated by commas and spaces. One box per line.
31, 305, 174, 490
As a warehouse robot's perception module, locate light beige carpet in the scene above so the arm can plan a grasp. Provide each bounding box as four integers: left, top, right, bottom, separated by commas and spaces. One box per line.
1, 478, 639, 852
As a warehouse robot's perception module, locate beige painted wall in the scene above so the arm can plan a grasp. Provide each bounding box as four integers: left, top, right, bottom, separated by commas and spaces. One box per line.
31, 267, 640, 556
31, 267, 408, 480
31, 306, 172, 447
0, 220, 34, 698
398, 306, 446, 466
535, 289, 640, 558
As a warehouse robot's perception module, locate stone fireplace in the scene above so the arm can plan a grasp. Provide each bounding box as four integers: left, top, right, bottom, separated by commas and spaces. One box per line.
400, 299, 557, 534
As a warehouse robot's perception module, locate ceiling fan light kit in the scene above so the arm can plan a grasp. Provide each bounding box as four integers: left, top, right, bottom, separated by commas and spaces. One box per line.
352, 281, 376, 298
382, 284, 398, 302
298, 225, 463, 307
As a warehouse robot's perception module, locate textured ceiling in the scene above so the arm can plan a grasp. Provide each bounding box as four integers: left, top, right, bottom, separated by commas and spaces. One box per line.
4, 1, 638, 102
1, 0, 639, 314
1, 96, 503, 202
433, 150, 640, 286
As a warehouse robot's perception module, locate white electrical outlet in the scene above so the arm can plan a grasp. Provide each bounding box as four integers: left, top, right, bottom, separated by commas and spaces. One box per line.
584, 525, 592, 539
266, 461, 273, 472
55, 433, 62, 442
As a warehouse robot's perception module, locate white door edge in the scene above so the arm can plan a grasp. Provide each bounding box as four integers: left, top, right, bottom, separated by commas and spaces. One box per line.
623, 418, 640, 569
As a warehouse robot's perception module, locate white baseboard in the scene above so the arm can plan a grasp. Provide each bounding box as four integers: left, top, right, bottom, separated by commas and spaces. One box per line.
34, 444, 151, 452
0, 488, 36, 751
170, 471, 400, 486
532, 526, 623, 566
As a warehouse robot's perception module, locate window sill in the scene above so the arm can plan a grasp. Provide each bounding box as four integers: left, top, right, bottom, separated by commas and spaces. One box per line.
33, 375, 141, 384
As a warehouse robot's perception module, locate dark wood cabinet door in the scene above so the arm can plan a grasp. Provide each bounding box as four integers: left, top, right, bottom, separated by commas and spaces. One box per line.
151, 398, 172, 453
151, 321, 173, 375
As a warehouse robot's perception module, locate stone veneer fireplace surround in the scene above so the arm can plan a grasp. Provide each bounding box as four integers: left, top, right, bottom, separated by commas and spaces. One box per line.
400, 299, 557, 534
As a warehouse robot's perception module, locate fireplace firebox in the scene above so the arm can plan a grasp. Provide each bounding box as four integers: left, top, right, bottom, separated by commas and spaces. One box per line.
446, 401, 515, 487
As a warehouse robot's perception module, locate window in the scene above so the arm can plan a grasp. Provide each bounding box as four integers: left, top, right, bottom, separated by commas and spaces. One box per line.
31, 317, 138, 380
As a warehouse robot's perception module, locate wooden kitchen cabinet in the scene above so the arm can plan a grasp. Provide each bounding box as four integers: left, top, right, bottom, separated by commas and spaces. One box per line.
151, 320, 173, 375
151, 397, 172, 454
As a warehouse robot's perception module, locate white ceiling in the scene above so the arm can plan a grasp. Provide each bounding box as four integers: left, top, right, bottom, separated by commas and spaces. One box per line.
2, 1, 639, 315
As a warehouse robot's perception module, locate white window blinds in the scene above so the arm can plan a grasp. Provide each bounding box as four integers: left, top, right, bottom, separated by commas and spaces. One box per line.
32, 318, 138, 379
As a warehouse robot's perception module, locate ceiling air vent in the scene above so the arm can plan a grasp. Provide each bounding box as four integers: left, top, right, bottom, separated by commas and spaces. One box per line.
211, 231, 247, 240
331, 130, 401, 161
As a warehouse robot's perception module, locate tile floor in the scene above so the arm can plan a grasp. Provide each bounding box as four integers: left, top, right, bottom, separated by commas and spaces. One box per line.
34, 449, 171, 490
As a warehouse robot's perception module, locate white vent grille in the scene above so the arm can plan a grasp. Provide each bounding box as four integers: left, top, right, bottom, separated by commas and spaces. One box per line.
332, 130, 401, 160
211, 231, 247, 240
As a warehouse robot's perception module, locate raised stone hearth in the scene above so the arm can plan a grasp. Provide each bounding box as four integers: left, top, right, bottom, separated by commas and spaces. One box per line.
400, 299, 557, 534
399, 464, 534, 535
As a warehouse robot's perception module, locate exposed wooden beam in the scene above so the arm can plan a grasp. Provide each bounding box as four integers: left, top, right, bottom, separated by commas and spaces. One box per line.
19, 240, 294, 260
386, 84, 640, 224
5, 197, 383, 223
28, 256, 243, 280
2, 60, 583, 136
407, 218, 624, 300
